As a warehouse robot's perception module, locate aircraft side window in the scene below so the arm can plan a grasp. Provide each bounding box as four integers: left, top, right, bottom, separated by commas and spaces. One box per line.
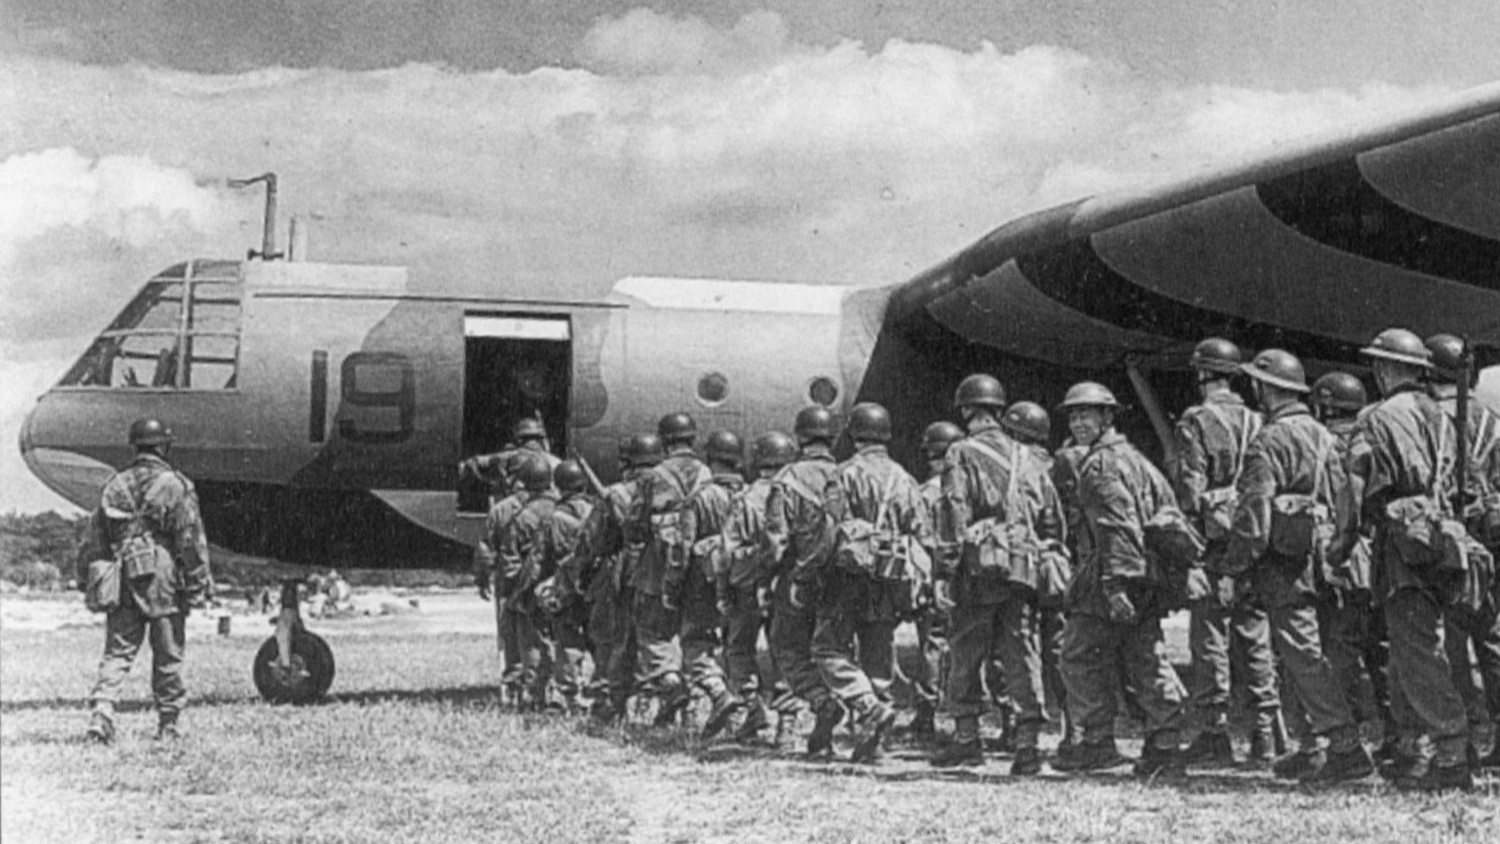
697, 371, 729, 407
808, 376, 839, 407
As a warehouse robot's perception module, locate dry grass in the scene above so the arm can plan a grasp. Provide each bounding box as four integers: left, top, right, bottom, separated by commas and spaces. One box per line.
2, 596, 1497, 844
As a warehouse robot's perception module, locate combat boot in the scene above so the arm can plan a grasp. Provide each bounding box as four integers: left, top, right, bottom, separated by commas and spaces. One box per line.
1010, 746, 1043, 777
85, 709, 116, 745
908, 700, 936, 740
851, 700, 896, 764
1395, 759, 1474, 792
735, 698, 771, 745
1272, 748, 1326, 781
1134, 743, 1187, 782
805, 698, 845, 758
984, 709, 1017, 754
1307, 744, 1374, 783
1051, 739, 1128, 773
1182, 730, 1235, 768
701, 693, 745, 740
1478, 742, 1500, 769
154, 711, 181, 741
1247, 727, 1277, 766
652, 680, 692, 728
930, 739, 983, 768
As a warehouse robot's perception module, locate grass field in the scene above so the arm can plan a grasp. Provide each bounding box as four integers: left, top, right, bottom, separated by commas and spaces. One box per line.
2, 595, 1497, 844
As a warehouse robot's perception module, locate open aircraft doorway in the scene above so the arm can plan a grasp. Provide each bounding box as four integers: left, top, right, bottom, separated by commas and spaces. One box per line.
458, 314, 572, 512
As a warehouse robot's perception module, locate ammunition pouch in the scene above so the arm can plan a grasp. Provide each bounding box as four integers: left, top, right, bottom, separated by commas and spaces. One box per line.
1269, 493, 1335, 560
1199, 486, 1239, 542
1384, 495, 1470, 573
84, 558, 121, 614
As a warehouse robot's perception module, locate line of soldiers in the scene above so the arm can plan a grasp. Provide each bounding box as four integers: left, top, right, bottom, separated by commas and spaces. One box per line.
471, 326, 1498, 791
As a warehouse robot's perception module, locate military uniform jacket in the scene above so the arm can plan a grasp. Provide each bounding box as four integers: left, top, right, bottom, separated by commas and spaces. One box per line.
1171, 392, 1261, 534
1352, 384, 1457, 598
669, 472, 745, 596
1052, 441, 1089, 555
499, 492, 558, 612
81, 453, 210, 617
549, 493, 597, 602
1325, 414, 1375, 596
937, 424, 1065, 607
631, 451, 712, 597
823, 445, 929, 621
477, 490, 526, 585
1222, 403, 1343, 607
1070, 431, 1178, 618
765, 448, 844, 602
467, 446, 562, 495
721, 477, 775, 595
579, 473, 647, 600
1433, 385, 1500, 532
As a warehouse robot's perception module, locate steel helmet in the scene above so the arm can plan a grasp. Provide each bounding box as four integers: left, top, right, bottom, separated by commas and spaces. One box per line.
1000, 401, 1052, 445
1310, 371, 1367, 412
846, 402, 893, 443
920, 421, 964, 458
793, 405, 836, 443
1424, 333, 1473, 385
621, 433, 665, 467
553, 460, 588, 493
1241, 348, 1309, 393
513, 417, 548, 441
516, 454, 553, 492
1361, 328, 1433, 368
705, 430, 745, 466
1059, 382, 1121, 410
128, 417, 173, 447
953, 374, 1006, 409
753, 431, 798, 470
657, 412, 698, 445
1190, 337, 1244, 375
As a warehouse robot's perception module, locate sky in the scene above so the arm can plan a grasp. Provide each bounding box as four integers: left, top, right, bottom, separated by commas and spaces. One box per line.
2, 1, 1499, 512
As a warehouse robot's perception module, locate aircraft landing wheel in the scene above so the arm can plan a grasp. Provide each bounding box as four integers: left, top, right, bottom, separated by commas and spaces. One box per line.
253, 631, 336, 704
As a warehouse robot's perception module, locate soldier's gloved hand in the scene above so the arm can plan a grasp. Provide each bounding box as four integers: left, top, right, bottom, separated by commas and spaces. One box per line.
1107, 589, 1137, 624
661, 590, 680, 612
788, 581, 809, 611
476, 575, 492, 602
715, 594, 733, 620
933, 580, 954, 613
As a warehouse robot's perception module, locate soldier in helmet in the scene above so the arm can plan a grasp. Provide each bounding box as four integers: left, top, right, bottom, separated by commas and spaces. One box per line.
1051, 382, 1189, 780
578, 433, 662, 721
931, 376, 1063, 775
1309, 371, 1397, 758
81, 418, 212, 744
1171, 338, 1280, 767
631, 413, 714, 725
1352, 328, 1472, 790
537, 460, 597, 713
809, 402, 926, 762
896, 420, 964, 739
763, 405, 846, 756
460, 417, 563, 499
1222, 350, 1374, 782
667, 430, 749, 737
1425, 334, 1500, 770
721, 430, 798, 744
999, 401, 1073, 750
496, 454, 561, 709
476, 450, 535, 696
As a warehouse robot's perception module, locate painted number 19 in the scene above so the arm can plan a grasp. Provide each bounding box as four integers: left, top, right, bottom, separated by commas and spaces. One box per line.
309, 351, 416, 444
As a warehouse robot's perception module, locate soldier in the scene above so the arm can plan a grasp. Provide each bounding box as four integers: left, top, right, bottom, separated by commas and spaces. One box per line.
1052, 382, 1190, 780
1171, 338, 1280, 767
1221, 350, 1375, 782
80, 418, 211, 743
1309, 372, 1397, 758
668, 430, 749, 737
1425, 334, 1500, 769
1353, 328, 1471, 790
578, 434, 661, 721
999, 401, 1073, 750
476, 451, 533, 689
809, 402, 922, 763
496, 455, 560, 710
632, 413, 713, 725
538, 460, 596, 713
460, 417, 563, 498
931, 379, 1062, 775
899, 420, 964, 739
764, 405, 846, 756
721, 431, 798, 744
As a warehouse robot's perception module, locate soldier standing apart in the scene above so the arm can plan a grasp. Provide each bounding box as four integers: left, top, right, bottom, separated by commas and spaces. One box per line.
539, 460, 596, 713
900, 420, 964, 739
720, 431, 799, 744
809, 403, 922, 762
1425, 334, 1500, 770
1052, 382, 1190, 779
931, 378, 1061, 775
668, 430, 749, 737
476, 451, 531, 690
1353, 328, 1471, 791
1221, 350, 1374, 782
579, 434, 661, 721
496, 456, 560, 710
764, 406, 846, 756
1309, 372, 1398, 757
1172, 338, 1281, 767
82, 418, 211, 744
632, 413, 713, 725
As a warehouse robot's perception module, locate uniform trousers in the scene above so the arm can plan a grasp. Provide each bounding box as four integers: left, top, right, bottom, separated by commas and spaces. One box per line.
1266, 599, 1358, 746
946, 597, 1045, 746
91, 603, 186, 714
1385, 588, 1469, 764
812, 615, 897, 705
768, 596, 831, 708
588, 585, 636, 704
1188, 576, 1279, 731
1061, 611, 1186, 748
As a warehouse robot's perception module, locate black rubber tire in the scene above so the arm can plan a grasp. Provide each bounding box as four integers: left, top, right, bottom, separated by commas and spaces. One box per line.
252, 631, 336, 704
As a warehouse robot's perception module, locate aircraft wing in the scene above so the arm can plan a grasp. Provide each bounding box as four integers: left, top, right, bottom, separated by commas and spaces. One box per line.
881, 80, 1500, 373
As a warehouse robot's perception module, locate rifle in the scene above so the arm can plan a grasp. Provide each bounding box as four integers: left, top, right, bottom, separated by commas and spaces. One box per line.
1454, 340, 1473, 514
570, 448, 608, 498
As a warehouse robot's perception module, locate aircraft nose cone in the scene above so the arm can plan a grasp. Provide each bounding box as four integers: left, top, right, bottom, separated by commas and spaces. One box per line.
18, 396, 114, 510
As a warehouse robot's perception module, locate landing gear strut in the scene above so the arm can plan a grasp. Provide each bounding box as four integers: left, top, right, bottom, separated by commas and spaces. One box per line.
252, 579, 336, 704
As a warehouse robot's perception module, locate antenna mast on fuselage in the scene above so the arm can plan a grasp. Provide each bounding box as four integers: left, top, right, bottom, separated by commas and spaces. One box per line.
228, 172, 283, 261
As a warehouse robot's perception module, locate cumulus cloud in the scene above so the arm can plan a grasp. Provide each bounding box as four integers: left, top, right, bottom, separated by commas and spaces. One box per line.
0, 8, 1454, 510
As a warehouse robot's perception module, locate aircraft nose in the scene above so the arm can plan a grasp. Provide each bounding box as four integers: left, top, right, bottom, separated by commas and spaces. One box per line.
18, 395, 114, 510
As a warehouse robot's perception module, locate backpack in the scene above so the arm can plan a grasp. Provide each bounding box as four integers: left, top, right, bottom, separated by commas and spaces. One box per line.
647, 460, 711, 571
835, 467, 910, 581
1267, 425, 1338, 562
1196, 403, 1256, 542
1382, 398, 1474, 574
957, 437, 1044, 587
